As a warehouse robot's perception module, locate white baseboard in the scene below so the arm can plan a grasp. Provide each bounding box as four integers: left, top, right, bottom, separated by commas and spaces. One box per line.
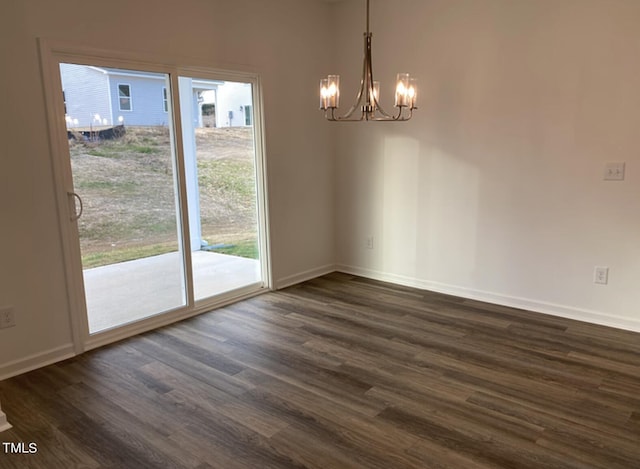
0, 344, 75, 382
0, 419, 11, 433
0, 407, 11, 433
275, 263, 336, 290
336, 264, 640, 333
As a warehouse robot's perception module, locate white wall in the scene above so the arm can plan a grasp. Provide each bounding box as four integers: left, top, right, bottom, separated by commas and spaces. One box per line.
334, 0, 640, 331
0, 0, 335, 377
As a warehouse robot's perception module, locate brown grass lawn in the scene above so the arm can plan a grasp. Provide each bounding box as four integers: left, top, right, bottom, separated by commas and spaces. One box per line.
68, 126, 258, 268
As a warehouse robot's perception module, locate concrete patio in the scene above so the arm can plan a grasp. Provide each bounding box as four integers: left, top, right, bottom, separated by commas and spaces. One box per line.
83, 250, 261, 333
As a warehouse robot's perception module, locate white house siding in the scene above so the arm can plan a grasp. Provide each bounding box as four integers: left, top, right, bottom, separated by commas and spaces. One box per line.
60, 63, 111, 128
215, 82, 253, 128
60, 66, 232, 129
106, 71, 169, 127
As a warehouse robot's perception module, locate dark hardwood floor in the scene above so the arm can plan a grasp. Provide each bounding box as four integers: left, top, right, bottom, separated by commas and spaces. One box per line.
1, 272, 639, 468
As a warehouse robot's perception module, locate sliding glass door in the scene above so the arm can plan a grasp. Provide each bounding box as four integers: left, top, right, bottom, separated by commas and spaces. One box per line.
47, 52, 268, 341
176, 76, 262, 302
61, 64, 186, 333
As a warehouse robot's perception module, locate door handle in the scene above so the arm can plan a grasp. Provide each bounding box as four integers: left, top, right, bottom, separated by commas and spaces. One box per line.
68, 191, 83, 221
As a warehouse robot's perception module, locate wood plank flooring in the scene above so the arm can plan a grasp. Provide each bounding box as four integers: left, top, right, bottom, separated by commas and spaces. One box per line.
1, 272, 639, 468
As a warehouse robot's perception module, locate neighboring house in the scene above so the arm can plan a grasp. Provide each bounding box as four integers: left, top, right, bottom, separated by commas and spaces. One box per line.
216, 81, 254, 127
59, 64, 252, 129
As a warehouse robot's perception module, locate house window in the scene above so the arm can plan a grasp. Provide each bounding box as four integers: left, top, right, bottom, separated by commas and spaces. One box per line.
244, 104, 252, 126
163, 87, 168, 112
118, 84, 132, 111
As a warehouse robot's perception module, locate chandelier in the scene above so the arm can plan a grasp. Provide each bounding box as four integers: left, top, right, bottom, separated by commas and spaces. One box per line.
320, 0, 417, 122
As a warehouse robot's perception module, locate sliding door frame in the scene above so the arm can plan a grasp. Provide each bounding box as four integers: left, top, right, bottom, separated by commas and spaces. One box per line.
39, 39, 272, 354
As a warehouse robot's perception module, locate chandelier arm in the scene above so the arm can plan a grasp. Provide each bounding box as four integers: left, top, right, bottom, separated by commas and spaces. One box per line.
369, 108, 413, 121
335, 110, 414, 122
372, 101, 392, 119
378, 106, 413, 121
340, 78, 366, 119
332, 109, 415, 122
371, 96, 393, 119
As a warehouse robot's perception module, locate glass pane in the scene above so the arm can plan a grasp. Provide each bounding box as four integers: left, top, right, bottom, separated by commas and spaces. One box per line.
177, 76, 261, 301
60, 63, 185, 333
118, 84, 131, 110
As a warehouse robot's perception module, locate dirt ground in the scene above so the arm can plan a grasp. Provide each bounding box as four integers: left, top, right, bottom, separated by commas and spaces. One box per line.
68, 126, 258, 261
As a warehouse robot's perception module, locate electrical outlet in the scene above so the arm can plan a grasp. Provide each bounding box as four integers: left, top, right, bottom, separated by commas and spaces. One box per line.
594, 267, 609, 285
366, 236, 374, 249
604, 162, 625, 181
0, 306, 16, 329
